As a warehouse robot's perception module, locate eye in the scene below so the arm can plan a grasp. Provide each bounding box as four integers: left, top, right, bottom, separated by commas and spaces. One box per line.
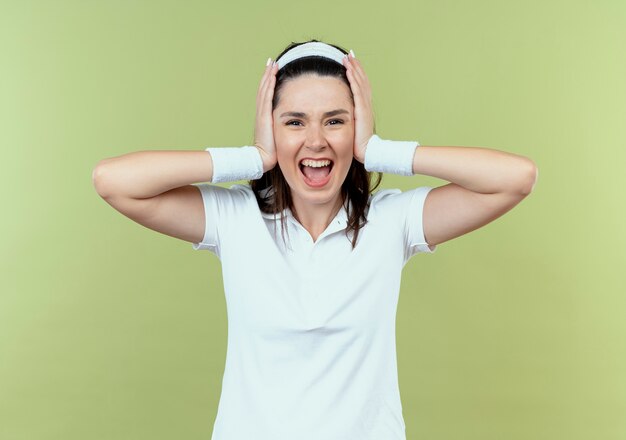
285, 119, 344, 126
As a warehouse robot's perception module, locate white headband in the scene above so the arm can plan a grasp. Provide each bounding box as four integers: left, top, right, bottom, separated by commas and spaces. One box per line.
276, 42, 347, 70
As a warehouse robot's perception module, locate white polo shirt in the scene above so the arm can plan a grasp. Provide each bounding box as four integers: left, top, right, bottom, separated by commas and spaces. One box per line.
191, 183, 436, 440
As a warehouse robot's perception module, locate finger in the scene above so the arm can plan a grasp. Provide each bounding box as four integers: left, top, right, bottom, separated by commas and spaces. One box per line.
346, 65, 374, 128
349, 60, 371, 99
257, 65, 276, 118
258, 62, 272, 93
345, 54, 374, 124
347, 62, 373, 108
346, 64, 365, 105
262, 63, 277, 113
257, 60, 275, 99
343, 55, 358, 79
343, 56, 363, 95
346, 55, 371, 97
347, 61, 371, 107
258, 66, 277, 124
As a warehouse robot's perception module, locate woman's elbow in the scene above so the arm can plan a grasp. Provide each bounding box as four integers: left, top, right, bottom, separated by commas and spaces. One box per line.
92, 159, 113, 198
517, 159, 539, 196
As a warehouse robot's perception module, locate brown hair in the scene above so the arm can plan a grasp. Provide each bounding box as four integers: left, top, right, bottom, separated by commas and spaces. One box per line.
249, 39, 382, 249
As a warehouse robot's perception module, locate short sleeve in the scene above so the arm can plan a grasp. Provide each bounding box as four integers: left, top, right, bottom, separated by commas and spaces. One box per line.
369, 186, 437, 264
190, 183, 251, 257
405, 186, 437, 259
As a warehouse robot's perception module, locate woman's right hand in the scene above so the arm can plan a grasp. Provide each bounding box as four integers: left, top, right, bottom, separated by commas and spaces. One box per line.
254, 59, 279, 173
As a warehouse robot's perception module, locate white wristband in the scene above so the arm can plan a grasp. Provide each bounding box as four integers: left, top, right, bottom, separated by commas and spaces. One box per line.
205, 146, 264, 183
364, 134, 419, 176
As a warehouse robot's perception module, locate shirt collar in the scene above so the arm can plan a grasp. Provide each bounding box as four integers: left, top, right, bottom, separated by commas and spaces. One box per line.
260, 201, 349, 232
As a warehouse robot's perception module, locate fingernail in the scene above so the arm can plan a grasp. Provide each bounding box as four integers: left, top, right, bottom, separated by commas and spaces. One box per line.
350, 49, 356, 58
266, 57, 271, 66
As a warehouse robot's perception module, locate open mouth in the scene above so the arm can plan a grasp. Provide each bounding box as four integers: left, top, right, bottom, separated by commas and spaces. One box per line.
298, 158, 334, 187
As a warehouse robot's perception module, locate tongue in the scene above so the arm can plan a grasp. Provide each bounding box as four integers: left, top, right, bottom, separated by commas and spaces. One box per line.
303, 165, 331, 182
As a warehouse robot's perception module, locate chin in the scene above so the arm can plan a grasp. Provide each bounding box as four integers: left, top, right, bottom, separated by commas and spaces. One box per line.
301, 190, 341, 205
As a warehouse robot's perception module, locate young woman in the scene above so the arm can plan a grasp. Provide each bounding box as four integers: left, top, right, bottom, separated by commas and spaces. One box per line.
93, 39, 538, 440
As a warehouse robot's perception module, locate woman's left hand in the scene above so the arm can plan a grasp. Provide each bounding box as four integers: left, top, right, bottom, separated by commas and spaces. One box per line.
342, 51, 374, 164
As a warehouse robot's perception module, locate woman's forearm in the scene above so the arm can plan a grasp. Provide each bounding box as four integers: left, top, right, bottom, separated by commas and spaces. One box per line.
92, 150, 213, 199
412, 145, 538, 195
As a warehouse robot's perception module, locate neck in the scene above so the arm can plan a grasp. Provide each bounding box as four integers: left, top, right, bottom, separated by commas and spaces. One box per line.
291, 192, 344, 242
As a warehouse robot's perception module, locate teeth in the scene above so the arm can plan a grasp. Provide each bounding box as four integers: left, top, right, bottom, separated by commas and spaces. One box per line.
301, 159, 331, 168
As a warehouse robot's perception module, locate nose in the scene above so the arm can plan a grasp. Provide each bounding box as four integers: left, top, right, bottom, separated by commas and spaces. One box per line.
304, 123, 328, 151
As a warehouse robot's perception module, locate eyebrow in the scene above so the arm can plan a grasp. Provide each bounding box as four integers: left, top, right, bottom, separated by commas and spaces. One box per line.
279, 109, 350, 119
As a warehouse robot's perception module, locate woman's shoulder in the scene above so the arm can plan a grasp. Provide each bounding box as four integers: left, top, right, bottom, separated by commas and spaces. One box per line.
369, 186, 432, 202
230, 183, 255, 195
367, 186, 433, 216
192, 182, 257, 207
369, 187, 401, 200
368, 188, 403, 206
193, 182, 253, 194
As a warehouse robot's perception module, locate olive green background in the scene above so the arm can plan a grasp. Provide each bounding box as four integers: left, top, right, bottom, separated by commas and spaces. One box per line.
1, 0, 624, 439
